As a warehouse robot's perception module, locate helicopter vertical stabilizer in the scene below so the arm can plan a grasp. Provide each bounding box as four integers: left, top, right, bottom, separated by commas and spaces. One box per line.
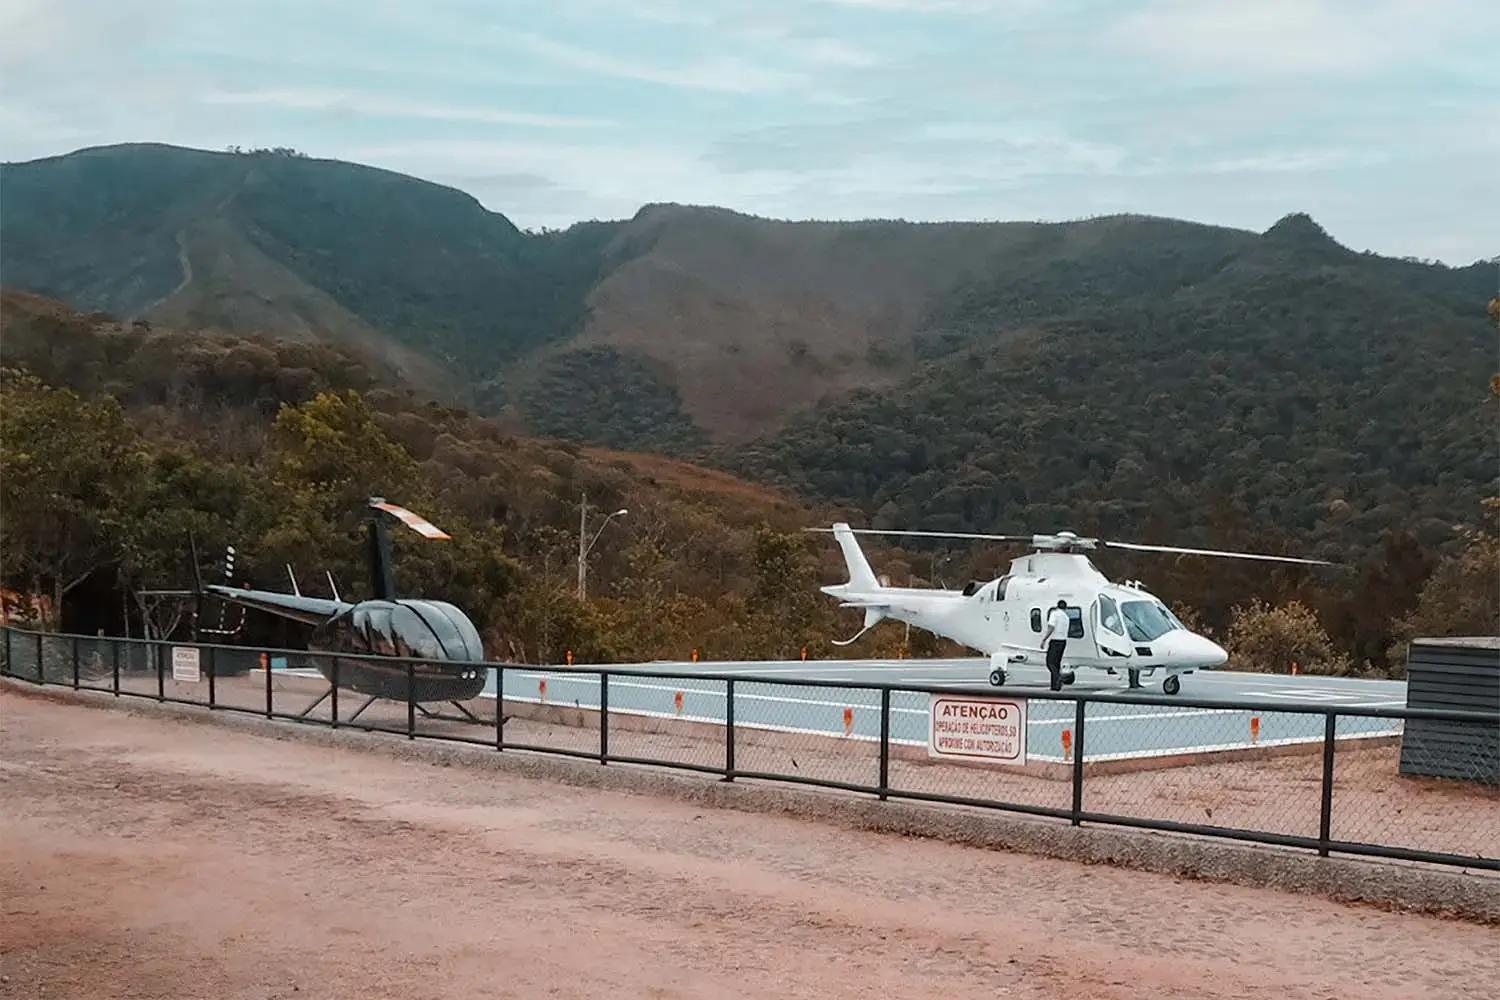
830, 522, 880, 591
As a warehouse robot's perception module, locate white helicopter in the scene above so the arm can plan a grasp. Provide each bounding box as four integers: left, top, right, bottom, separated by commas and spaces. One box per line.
811, 523, 1333, 695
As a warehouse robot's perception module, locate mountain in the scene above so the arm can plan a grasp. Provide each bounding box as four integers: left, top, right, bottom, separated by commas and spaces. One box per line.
3, 143, 1495, 563
13, 143, 1474, 448
0, 143, 614, 397
737, 212, 1497, 559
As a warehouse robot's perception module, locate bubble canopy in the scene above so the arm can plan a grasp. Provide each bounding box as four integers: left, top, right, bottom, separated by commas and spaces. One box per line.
311, 599, 484, 662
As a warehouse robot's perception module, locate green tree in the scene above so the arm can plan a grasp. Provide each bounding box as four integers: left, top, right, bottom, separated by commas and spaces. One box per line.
0, 372, 146, 627
740, 526, 822, 657
1389, 498, 1499, 658
1225, 599, 1350, 675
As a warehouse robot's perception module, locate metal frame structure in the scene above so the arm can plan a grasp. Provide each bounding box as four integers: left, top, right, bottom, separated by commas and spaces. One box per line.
3, 625, 1495, 871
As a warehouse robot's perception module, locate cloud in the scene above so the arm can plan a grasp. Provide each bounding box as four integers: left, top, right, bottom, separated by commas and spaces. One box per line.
1111, 0, 1475, 75
199, 88, 612, 129
706, 117, 1124, 177
510, 31, 806, 94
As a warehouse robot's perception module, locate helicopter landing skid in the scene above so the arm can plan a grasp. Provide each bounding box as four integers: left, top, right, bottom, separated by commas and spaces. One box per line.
290, 685, 379, 723
288, 682, 489, 727
417, 701, 485, 726
293, 686, 334, 719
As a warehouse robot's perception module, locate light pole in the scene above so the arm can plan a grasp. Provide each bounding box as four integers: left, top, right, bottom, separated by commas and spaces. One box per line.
577, 494, 628, 601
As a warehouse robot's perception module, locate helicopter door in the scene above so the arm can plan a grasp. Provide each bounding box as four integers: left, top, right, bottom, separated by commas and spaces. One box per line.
1094, 595, 1133, 660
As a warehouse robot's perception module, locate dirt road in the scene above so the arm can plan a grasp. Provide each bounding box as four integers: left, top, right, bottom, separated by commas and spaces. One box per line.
2, 689, 1495, 999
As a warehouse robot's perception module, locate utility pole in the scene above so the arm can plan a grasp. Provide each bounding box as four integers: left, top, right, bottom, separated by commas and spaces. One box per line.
577, 493, 589, 601
577, 493, 628, 601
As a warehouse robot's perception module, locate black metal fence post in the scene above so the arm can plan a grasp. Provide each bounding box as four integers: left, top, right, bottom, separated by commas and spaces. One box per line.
599, 672, 610, 764
1319, 713, 1337, 856
72, 636, 80, 689
878, 688, 891, 800
724, 677, 736, 780
1071, 699, 1087, 826
207, 646, 216, 709
406, 663, 416, 739
156, 644, 165, 701
112, 639, 120, 696
495, 666, 505, 751
264, 653, 273, 718
330, 659, 339, 728
35, 632, 43, 684
3, 627, 10, 677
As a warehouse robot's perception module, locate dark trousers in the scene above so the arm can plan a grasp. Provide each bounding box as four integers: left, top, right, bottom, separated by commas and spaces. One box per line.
1046, 640, 1067, 689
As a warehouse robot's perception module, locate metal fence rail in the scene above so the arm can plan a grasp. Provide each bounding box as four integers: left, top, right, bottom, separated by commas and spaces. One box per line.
3, 626, 1496, 871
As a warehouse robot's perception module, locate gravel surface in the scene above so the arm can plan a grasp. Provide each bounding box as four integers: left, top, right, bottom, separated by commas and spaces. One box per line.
3, 688, 1499, 1000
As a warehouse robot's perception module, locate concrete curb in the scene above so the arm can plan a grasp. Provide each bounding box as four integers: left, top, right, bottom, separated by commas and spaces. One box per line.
6, 679, 1497, 924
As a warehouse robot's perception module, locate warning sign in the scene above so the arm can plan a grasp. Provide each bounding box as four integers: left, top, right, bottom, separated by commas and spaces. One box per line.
929, 695, 1027, 765
171, 646, 201, 683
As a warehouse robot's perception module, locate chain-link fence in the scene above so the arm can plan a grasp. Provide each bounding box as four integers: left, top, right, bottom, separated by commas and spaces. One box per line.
4, 625, 1495, 871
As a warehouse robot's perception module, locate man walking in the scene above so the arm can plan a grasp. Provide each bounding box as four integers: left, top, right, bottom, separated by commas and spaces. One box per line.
1042, 599, 1071, 692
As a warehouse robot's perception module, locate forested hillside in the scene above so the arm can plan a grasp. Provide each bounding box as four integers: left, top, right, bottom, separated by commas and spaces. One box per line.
1, 292, 1493, 673
0, 144, 617, 395
739, 215, 1495, 554
0, 292, 865, 664
5, 145, 1493, 461
3, 144, 1495, 672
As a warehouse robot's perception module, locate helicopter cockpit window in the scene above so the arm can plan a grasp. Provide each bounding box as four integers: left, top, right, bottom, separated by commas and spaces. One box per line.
1122, 601, 1175, 642
995, 575, 1010, 600
962, 580, 984, 597
325, 611, 370, 654
356, 604, 398, 657
390, 605, 443, 660
1099, 595, 1124, 635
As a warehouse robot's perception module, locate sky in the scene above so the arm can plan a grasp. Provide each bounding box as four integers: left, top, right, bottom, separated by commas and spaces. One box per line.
2, 0, 1496, 264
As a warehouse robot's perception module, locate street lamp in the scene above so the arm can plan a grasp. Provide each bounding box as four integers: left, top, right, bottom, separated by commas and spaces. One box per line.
577, 493, 628, 601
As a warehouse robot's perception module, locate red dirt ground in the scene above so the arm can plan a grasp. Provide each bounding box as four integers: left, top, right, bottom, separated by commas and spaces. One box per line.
2, 689, 1496, 1000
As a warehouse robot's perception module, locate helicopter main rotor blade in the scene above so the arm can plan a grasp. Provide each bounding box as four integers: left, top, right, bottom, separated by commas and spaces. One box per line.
803, 528, 1035, 543
1102, 540, 1335, 566
370, 500, 451, 540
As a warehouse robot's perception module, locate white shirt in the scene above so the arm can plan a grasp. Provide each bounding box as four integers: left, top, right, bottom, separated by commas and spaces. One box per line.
1045, 607, 1071, 643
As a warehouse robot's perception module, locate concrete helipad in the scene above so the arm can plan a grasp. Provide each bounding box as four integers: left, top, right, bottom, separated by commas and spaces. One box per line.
484, 658, 1406, 764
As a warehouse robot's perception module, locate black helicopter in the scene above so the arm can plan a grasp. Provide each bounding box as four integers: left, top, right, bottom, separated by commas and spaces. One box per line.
193, 498, 489, 703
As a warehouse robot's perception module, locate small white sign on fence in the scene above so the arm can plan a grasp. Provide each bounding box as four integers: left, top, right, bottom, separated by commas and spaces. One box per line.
171, 646, 201, 683
928, 695, 1027, 765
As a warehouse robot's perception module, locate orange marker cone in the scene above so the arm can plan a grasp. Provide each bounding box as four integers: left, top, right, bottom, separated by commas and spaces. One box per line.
565, 649, 574, 667
1061, 727, 1073, 761
1250, 715, 1261, 744
691, 648, 700, 663
801, 646, 808, 661
539, 678, 548, 702
674, 690, 684, 715
843, 706, 854, 737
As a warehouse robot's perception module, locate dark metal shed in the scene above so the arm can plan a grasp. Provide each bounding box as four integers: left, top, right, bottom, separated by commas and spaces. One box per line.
1399, 637, 1499, 784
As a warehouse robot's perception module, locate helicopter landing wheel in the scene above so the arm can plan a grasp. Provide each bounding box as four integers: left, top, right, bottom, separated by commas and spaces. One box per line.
1127, 668, 1141, 689
1162, 675, 1181, 696
1061, 670, 1076, 686
988, 667, 1007, 687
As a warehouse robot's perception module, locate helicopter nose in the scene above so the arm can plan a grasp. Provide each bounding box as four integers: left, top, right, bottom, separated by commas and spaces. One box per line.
1162, 631, 1228, 669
